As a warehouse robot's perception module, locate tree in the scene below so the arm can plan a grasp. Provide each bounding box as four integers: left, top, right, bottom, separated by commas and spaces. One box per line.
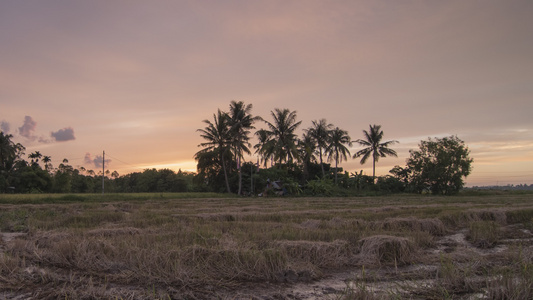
0, 132, 24, 172
389, 165, 411, 189
53, 158, 74, 193
353, 124, 398, 183
254, 129, 276, 167
260, 108, 302, 166
42, 155, 53, 172
305, 119, 333, 178
196, 110, 233, 193
297, 132, 317, 181
28, 151, 43, 167
228, 101, 258, 195
405, 135, 473, 195
325, 127, 352, 185
0, 131, 25, 192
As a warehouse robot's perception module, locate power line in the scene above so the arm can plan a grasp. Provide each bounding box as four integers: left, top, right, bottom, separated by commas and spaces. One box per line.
104, 153, 145, 170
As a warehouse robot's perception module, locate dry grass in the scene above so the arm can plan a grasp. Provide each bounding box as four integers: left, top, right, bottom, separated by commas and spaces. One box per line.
1, 193, 533, 299
357, 235, 416, 267
376, 217, 446, 236
467, 220, 501, 248
276, 239, 351, 270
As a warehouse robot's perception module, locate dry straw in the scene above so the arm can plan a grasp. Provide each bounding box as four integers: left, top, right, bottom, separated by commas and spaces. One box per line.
358, 235, 417, 267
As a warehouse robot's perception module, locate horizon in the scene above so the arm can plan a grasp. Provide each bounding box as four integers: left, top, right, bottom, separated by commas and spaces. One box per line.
2, 1, 532, 187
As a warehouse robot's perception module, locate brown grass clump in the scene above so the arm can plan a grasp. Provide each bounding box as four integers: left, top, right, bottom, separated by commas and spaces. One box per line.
471, 209, 507, 225
86, 227, 142, 237
441, 209, 508, 228
275, 239, 352, 269
299, 219, 322, 230
180, 245, 290, 284
357, 235, 416, 267
467, 221, 500, 249
506, 208, 533, 225
378, 217, 446, 236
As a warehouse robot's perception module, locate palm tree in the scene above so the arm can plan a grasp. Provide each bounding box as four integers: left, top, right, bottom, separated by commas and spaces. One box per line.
261, 108, 302, 166
195, 110, 232, 193
42, 155, 52, 172
228, 101, 258, 195
254, 129, 276, 167
325, 127, 352, 184
305, 119, 333, 178
353, 124, 398, 183
28, 151, 42, 167
298, 132, 317, 180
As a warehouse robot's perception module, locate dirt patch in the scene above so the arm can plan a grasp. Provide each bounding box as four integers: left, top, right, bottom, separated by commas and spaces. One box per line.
1, 232, 27, 244
0, 232, 27, 260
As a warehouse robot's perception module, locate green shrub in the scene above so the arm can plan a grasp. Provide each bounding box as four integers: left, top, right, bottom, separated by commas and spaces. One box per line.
305, 177, 335, 196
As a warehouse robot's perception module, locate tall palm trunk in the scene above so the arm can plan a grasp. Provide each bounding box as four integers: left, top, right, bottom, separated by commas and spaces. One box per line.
334, 155, 338, 185
319, 149, 325, 178
221, 155, 231, 193
372, 155, 376, 184
238, 169, 242, 195
237, 153, 242, 195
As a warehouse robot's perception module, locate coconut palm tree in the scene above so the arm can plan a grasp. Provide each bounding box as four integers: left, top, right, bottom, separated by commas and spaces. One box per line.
353, 124, 398, 183
195, 109, 233, 193
254, 129, 276, 167
298, 132, 317, 180
261, 108, 302, 166
305, 119, 333, 178
325, 127, 352, 184
228, 101, 259, 195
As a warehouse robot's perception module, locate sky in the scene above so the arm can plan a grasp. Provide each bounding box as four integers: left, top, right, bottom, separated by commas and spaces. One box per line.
1, 1, 532, 187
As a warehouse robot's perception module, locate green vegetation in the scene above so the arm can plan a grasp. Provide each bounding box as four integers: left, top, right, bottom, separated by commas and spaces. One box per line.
0, 192, 231, 204
402, 135, 473, 195
0, 102, 475, 196
194, 102, 474, 196
353, 124, 398, 183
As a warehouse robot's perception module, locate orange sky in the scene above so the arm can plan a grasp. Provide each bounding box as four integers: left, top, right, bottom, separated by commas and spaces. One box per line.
1, 1, 532, 186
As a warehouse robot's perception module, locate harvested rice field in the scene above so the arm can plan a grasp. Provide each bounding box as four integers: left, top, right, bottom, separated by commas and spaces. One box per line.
1, 192, 533, 299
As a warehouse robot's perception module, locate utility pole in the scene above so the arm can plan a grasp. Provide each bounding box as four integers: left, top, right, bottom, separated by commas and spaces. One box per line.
102, 150, 105, 195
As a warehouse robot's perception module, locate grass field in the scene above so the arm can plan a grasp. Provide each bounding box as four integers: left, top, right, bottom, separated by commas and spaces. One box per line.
1, 192, 533, 299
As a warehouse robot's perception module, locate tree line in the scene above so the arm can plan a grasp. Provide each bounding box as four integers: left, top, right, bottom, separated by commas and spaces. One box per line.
195, 101, 473, 195
1, 101, 473, 195
0, 132, 195, 194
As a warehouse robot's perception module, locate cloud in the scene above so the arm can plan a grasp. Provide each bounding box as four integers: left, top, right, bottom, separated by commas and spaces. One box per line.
18, 116, 37, 140
84, 152, 111, 169
51, 127, 75, 142
1, 121, 10, 133
14, 116, 75, 143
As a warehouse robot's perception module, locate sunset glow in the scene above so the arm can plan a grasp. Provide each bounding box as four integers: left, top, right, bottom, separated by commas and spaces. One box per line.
1, 1, 532, 186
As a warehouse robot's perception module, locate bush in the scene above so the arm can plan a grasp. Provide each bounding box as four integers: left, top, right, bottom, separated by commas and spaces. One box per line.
304, 177, 335, 196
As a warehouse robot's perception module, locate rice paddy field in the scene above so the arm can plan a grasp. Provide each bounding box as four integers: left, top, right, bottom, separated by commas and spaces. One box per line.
2, 191, 533, 299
